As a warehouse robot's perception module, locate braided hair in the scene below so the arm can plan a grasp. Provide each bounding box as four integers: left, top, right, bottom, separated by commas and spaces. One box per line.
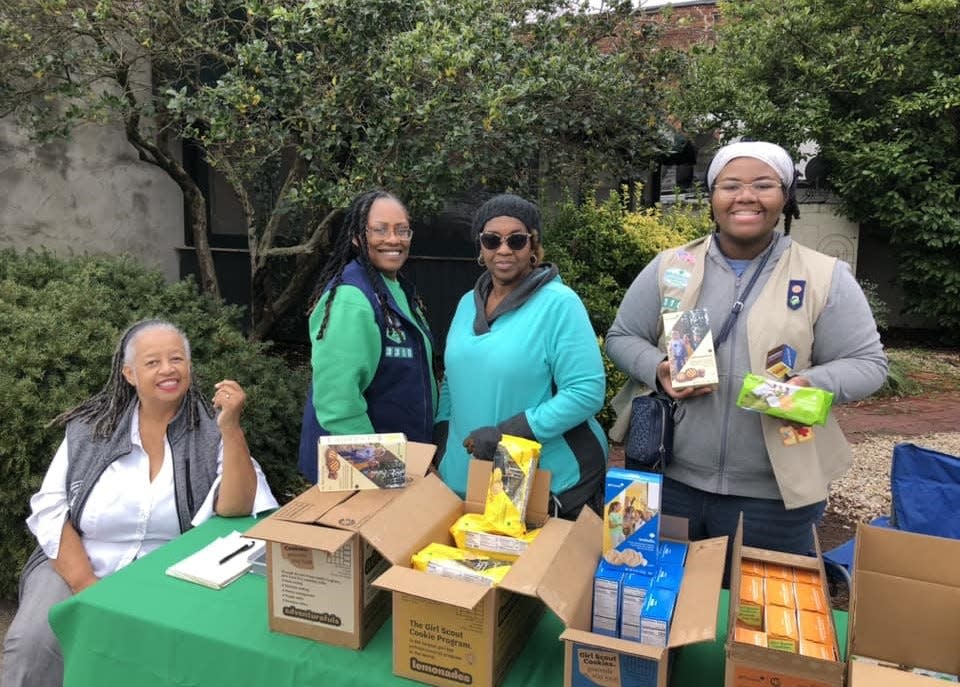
307, 190, 426, 340
52, 319, 213, 438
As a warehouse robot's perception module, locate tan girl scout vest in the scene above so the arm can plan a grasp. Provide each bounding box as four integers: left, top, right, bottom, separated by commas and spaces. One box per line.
658, 235, 851, 508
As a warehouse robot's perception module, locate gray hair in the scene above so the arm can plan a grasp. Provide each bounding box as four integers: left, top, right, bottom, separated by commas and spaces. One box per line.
123, 320, 191, 366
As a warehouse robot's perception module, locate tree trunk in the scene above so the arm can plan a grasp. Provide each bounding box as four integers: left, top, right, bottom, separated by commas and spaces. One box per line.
249, 249, 324, 341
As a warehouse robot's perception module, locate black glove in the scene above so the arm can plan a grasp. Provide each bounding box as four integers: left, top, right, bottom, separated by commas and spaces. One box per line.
463, 426, 502, 460
498, 412, 535, 441
431, 421, 449, 470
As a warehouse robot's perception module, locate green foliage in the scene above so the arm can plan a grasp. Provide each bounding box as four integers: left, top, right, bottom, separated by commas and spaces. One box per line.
544, 191, 713, 335
858, 279, 890, 332
0, 249, 308, 600
544, 192, 713, 429
675, 0, 960, 331
0, 0, 684, 338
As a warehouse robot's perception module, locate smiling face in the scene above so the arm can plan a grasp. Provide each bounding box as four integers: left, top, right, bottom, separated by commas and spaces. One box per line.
479, 216, 535, 290
121, 326, 191, 407
711, 157, 787, 259
363, 197, 411, 278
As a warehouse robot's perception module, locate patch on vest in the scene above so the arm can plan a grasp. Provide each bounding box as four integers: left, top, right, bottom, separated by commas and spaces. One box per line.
385, 346, 413, 359
661, 296, 681, 313
673, 249, 696, 266
663, 268, 690, 289
386, 328, 406, 344
787, 280, 806, 310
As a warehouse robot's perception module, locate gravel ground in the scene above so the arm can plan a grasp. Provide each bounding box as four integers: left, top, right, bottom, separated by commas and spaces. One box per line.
827, 431, 960, 524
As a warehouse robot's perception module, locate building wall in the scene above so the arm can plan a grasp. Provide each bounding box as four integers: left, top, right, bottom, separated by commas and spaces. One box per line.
790, 203, 859, 272
0, 116, 184, 282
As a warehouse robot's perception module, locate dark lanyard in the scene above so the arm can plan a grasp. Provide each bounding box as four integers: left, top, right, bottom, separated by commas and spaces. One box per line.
714, 235, 780, 348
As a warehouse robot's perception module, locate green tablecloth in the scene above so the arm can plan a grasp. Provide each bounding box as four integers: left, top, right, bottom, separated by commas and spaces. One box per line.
49, 516, 847, 686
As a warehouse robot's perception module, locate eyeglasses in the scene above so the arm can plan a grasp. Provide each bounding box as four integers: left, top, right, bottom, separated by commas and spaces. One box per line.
712, 180, 784, 198
367, 225, 413, 240
479, 232, 531, 251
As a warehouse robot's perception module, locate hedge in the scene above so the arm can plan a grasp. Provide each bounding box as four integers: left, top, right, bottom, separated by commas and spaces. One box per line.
0, 249, 308, 600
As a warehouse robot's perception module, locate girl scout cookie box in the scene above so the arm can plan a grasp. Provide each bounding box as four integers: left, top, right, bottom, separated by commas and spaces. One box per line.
245, 441, 435, 649
561, 515, 728, 687
373, 460, 601, 687
603, 468, 662, 572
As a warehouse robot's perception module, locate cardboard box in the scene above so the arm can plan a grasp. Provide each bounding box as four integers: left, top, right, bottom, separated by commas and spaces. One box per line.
725, 519, 843, 687
245, 442, 435, 649
846, 523, 960, 686
317, 432, 407, 491
373, 460, 600, 687
561, 516, 728, 687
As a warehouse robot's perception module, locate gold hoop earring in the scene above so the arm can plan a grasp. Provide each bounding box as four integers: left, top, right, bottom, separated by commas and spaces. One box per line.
477, 255, 485, 267
529, 255, 538, 266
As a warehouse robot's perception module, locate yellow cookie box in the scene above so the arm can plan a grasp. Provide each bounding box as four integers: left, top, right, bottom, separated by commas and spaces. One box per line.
411, 543, 512, 587
765, 578, 796, 609
449, 513, 541, 562
738, 574, 765, 629
765, 604, 798, 653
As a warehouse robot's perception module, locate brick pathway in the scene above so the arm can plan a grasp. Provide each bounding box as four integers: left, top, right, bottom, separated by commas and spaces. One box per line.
833, 391, 960, 442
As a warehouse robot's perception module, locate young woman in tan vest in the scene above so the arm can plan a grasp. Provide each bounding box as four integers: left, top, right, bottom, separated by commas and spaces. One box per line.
606, 141, 887, 570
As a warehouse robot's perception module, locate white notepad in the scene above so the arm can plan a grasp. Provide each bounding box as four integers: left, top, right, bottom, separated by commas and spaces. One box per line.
165, 530, 265, 590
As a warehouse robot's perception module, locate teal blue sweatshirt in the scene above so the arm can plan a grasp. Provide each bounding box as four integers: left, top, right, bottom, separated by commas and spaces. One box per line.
437, 266, 607, 501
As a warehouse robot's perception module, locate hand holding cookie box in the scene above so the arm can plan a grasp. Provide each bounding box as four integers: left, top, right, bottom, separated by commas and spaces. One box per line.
736, 373, 834, 426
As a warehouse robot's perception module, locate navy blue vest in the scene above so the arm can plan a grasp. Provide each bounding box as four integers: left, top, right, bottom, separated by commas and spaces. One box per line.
297, 260, 435, 482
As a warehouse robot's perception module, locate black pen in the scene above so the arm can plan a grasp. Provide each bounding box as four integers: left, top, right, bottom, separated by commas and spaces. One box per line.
218, 540, 255, 565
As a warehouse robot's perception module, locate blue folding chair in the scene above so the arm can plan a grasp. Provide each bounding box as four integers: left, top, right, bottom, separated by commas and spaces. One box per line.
822, 442, 960, 590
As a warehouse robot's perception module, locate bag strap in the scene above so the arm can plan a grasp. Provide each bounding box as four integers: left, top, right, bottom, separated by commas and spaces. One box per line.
714, 235, 779, 348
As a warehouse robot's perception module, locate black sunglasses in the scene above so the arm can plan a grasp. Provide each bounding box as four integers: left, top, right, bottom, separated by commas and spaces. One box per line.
479, 232, 531, 251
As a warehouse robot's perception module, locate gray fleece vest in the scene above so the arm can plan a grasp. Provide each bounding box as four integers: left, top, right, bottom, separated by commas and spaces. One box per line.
20, 399, 221, 595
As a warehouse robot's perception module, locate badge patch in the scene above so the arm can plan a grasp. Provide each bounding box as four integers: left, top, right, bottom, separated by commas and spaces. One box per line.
674, 250, 696, 266
663, 268, 690, 289
385, 346, 413, 359
787, 280, 806, 310
661, 296, 681, 312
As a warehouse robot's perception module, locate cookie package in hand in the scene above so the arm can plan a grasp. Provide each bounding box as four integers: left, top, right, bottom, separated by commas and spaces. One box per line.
483, 435, 540, 538
736, 373, 834, 426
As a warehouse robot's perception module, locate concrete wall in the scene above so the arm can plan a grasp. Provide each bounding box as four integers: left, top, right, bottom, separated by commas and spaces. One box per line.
790, 202, 859, 272
0, 116, 184, 282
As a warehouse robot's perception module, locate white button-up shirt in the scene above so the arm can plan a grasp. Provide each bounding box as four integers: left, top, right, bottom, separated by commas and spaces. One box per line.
27, 407, 278, 579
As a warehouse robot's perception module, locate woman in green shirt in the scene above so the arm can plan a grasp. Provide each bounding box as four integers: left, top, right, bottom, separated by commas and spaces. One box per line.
297, 190, 437, 482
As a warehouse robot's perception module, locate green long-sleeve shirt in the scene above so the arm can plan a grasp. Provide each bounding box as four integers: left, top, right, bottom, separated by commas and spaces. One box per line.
309, 276, 437, 435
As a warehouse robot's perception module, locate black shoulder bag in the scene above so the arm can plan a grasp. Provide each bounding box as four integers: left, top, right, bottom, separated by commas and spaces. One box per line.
624, 236, 779, 472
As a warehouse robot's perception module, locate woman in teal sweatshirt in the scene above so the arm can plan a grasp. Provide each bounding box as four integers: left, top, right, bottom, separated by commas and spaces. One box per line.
435, 194, 608, 519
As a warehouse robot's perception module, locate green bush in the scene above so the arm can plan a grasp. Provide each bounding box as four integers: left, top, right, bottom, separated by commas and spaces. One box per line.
544, 192, 713, 432
858, 278, 890, 332
0, 249, 308, 600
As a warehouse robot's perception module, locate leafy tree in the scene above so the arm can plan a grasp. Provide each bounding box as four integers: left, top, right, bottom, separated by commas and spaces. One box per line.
0, 0, 681, 339
674, 0, 960, 335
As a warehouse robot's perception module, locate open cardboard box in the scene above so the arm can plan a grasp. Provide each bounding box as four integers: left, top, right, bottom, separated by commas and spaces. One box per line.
725, 517, 844, 687
245, 441, 436, 649
846, 523, 960, 686
372, 459, 603, 687
560, 515, 727, 687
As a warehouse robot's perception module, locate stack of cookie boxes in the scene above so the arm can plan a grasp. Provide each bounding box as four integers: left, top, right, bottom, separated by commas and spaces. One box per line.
560, 468, 727, 687
725, 517, 844, 687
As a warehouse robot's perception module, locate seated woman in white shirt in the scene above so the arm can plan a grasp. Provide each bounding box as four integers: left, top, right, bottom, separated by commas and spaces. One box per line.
1, 319, 278, 687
